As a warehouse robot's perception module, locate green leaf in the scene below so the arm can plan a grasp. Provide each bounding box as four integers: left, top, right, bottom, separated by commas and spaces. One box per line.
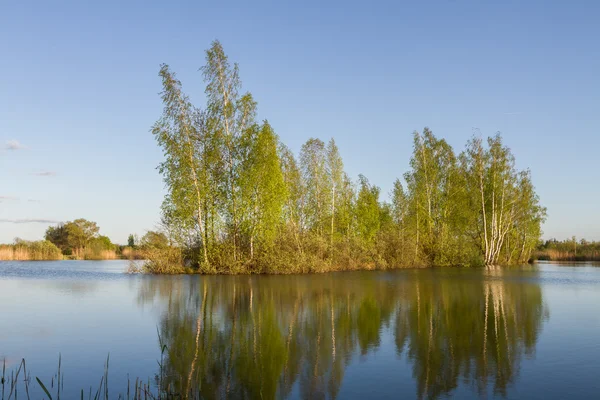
36, 377, 53, 400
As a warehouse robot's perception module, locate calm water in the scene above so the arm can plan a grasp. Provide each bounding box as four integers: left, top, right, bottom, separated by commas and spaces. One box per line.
1, 261, 599, 399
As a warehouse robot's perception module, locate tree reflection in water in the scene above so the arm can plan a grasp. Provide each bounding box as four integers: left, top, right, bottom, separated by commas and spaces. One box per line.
136, 269, 547, 399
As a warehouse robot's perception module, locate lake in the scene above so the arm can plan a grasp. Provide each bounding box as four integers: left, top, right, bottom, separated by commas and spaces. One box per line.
1, 261, 599, 399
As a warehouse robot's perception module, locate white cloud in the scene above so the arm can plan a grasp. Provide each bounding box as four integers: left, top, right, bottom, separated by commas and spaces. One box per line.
0, 218, 59, 224
32, 171, 57, 177
5, 140, 26, 150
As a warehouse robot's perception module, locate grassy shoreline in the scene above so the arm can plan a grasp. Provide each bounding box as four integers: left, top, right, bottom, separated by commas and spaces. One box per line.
533, 251, 600, 262
0, 243, 145, 261
534, 239, 600, 262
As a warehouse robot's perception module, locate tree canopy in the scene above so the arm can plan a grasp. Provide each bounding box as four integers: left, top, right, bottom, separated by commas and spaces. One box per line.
151, 41, 546, 273
45, 218, 115, 258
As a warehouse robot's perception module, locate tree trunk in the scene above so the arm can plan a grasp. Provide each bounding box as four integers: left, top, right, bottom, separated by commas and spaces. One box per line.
331, 185, 335, 249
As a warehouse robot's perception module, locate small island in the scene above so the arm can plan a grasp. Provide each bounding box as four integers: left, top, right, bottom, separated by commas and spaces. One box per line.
145, 41, 547, 274
2, 2, 600, 398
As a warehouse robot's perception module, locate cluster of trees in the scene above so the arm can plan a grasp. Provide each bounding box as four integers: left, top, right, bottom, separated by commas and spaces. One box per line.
127, 231, 170, 250
137, 268, 546, 398
0, 216, 178, 261
0, 219, 118, 261
535, 237, 600, 261
43, 219, 173, 260
152, 40, 546, 273
44, 218, 117, 259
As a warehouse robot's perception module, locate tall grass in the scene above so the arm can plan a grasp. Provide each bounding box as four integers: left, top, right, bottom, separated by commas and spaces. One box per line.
534, 248, 600, 262
534, 239, 600, 262
0, 242, 148, 261
71, 248, 118, 261
0, 241, 62, 261
120, 247, 146, 260
1, 350, 196, 400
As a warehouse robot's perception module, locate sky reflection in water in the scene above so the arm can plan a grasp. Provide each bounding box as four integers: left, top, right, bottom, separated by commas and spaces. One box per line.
1, 261, 599, 399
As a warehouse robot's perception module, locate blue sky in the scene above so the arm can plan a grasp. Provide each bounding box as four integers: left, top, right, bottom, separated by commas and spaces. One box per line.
1, 0, 599, 244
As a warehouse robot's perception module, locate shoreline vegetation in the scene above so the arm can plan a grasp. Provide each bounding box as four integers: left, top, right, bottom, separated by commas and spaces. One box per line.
6, 42, 598, 273
0, 41, 552, 273
10, 41, 585, 273
0, 240, 62, 261
3, 237, 598, 265
533, 238, 600, 262
0, 241, 144, 261
0, 219, 147, 261
144, 40, 547, 274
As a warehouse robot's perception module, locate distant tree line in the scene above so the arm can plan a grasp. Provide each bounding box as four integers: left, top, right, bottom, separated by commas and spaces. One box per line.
535, 237, 600, 261
41, 218, 167, 260
44, 218, 115, 259
150, 40, 546, 273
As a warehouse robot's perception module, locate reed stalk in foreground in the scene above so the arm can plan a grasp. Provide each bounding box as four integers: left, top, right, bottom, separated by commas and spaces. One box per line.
1, 351, 203, 400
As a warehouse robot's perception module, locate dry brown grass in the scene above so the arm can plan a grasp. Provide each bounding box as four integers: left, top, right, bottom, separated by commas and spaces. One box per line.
0, 241, 63, 261
121, 246, 146, 260
534, 248, 600, 262
70, 248, 119, 260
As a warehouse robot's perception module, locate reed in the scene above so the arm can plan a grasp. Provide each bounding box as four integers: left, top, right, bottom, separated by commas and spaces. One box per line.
534, 248, 600, 262
120, 247, 146, 260
1, 353, 201, 400
534, 239, 600, 262
0, 241, 62, 261
0, 243, 147, 262
78, 249, 118, 261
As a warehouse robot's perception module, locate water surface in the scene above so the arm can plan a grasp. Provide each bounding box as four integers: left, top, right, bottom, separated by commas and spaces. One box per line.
1, 261, 599, 399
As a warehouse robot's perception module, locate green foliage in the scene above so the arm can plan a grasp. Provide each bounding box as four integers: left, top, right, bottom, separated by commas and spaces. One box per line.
141, 269, 545, 397
461, 134, 547, 265
300, 138, 329, 236
240, 121, 287, 260
326, 139, 344, 244
86, 235, 116, 260
3, 270, 548, 398
153, 63, 211, 267
127, 234, 136, 248
141, 230, 169, 249
45, 218, 101, 255
42, 219, 121, 260
535, 237, 600, 261
355, 175, 381, 245
404, 129, 466, 265
151, 42, 546, 273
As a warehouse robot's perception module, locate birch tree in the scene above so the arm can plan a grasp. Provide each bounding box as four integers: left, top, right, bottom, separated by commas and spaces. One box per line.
355, 175, 381, 245
150, 40, 546, 272
326, 139, 344, 247
508, 171, 546, 263
391, 179, 409, 257
152, 64, 210, 266
300, 138, 329, 237
202, 40, 257, 261
461, 133, 544, 266
279, 143, 306, 253
404, 128, 461, 265
240, 121, 287, 259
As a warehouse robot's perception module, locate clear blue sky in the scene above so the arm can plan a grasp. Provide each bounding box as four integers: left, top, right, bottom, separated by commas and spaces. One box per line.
1, 0, 599, 244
